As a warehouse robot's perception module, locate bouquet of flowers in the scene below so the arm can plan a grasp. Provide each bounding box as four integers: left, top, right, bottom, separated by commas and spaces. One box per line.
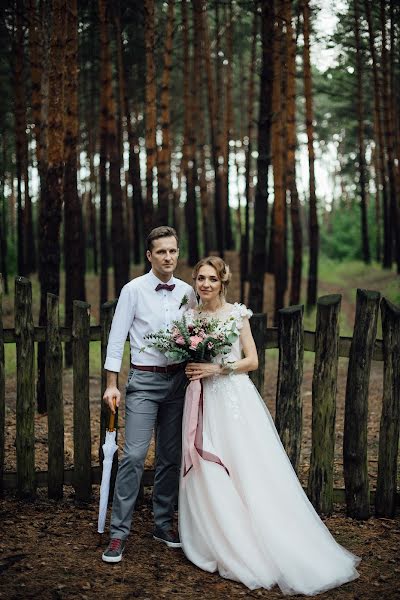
143, 313, 239, 362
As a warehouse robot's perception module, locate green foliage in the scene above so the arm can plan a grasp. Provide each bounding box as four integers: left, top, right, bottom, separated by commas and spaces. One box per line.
320, 196, 379, 261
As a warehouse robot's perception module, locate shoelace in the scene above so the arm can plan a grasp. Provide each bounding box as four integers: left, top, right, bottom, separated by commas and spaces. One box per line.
109, 539, 122, 551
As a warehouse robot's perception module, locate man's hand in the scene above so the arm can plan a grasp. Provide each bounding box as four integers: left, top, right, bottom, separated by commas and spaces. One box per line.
185, 362, 221, 381
103, 386, 121, 414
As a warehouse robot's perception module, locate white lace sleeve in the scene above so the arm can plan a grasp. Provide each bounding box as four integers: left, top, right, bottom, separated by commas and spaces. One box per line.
231, 303, 253, 330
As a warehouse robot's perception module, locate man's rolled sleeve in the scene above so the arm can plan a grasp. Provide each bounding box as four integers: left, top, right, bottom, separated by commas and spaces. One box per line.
104, 284, 136, 373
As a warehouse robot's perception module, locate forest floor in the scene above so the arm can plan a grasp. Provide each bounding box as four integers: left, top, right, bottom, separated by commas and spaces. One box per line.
1, 256, 400, 599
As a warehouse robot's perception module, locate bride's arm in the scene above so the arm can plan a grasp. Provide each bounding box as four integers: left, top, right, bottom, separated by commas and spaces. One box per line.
222, 318, 258, 375
185, 318, 258, 381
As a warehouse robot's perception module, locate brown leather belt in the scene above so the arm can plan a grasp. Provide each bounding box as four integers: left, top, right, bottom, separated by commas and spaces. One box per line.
131, 363, 185, 374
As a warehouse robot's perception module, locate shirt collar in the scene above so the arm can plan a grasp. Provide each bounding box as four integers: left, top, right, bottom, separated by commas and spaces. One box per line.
148, 269, 175, 288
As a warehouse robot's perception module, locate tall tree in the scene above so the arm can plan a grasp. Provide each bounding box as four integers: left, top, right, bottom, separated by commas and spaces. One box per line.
157, 0, 174, 226
354, 0, 370, 264
64, 0, 86, 366
302, 0, 319, 310
198, 0, 225, 255
271, 0, 286, 320
364, 0, 387, 264
285, 0, 303, 305
37, 0, 66, 413
380, 0, 400, 272
248, 0, 274, 314
241, 9, 258, 303
14, 0, 26, 276
144, 0, 156, 234
182, 0, 199, 265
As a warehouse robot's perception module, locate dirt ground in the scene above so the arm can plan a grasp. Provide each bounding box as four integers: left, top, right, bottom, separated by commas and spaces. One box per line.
1, 255, 399, 599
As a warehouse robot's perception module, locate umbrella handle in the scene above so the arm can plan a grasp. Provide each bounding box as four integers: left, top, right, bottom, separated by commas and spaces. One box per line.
108, 398, 117, 432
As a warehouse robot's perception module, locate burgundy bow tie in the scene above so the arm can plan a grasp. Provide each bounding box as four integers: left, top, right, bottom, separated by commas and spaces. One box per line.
155, 283, 175, 292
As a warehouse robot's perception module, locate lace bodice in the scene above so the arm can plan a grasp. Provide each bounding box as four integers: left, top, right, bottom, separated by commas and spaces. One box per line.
186, 302, 253, 363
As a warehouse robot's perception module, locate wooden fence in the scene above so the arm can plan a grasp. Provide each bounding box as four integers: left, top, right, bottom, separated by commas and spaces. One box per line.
0, 277, 399, 520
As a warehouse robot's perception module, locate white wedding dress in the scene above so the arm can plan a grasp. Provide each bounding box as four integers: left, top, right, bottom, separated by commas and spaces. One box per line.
179, 303, 360, 595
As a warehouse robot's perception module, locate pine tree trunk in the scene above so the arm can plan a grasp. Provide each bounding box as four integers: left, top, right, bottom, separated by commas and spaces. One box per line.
302, 0, 319, 310
64, 0, 86, 367
37, 0, 66, 413
144, 0, 156, 234
192, 0, 211, 256
157, 0, 174, 227
354, 0, 370, 264
14, 0, 26, 277
99, 0, 129, 297
182, 0, 199, 266
380, 0, 399, 272
248, 0, 274, 314
364, 0, 389, 267
285, 0, 303, 306
242, 10, 258, 303
198, 0, 224, 256
224, 0, 234, 250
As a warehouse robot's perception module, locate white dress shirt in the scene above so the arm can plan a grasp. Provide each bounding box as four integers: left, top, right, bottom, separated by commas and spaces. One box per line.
104, 270, 196, 372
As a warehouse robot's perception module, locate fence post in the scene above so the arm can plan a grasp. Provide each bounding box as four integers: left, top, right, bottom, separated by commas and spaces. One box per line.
73, 300, 92, 502
307, 294, 341, 514
46, 293, 64, 499
0, 275, 5, 494
15, 276, 36, 497
249, 313, 267, 396
375, 298, 400, 517
343, 289, 380, 519
275, 305, 304, 473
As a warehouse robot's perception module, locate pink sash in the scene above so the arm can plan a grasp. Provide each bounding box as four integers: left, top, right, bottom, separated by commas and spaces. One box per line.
183, 379, 229, 477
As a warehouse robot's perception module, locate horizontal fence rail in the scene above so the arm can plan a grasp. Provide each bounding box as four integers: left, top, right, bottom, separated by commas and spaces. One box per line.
0, 276, 399, 520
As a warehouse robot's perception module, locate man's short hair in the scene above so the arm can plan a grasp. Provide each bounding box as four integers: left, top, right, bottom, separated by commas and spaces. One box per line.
146, 226, 179, 252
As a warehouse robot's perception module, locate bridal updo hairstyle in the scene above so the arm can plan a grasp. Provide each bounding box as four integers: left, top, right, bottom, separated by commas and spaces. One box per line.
192, 256, 232, 298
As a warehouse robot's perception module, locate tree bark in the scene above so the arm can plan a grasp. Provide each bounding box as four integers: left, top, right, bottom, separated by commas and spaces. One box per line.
157, 0, 174, 227
354, 0, 370, 264
271, 0, 286, 321
242, 9, 258, 303
144, 0, 156, 234
364, 0, 390, 268
380, 0, 400, 272
285, 0, 303, 305
37, 0, 66, 413
248, 1, 274, 314
182, 0, 199, 266
302, 0, 319, 310
64, 0, 86, 367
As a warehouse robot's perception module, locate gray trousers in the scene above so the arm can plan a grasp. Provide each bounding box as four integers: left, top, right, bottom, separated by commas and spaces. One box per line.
110, 367, 187, 540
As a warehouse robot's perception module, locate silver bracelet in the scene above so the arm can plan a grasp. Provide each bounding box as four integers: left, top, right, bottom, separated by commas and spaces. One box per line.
221, 361, 237, 375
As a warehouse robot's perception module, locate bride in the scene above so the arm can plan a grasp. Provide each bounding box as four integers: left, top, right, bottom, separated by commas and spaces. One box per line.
179, 256, 360, 596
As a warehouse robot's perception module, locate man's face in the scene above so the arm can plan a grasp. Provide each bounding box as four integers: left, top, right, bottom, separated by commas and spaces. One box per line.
146, 236, 179, 280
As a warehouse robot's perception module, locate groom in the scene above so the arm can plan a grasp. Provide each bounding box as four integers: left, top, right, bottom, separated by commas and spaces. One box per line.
102, 226, 196, 563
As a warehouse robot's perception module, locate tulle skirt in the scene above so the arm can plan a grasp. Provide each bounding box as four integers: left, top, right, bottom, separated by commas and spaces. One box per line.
178, 374, 360, 595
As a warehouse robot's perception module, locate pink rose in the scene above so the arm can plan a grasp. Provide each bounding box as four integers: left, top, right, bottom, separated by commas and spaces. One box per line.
189, 335, 203, 350
171, 327, 180, 339
175, 336, 186, 346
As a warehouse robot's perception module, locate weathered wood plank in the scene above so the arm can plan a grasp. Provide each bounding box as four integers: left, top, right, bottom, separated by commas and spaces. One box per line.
0, 275, 5, 494
250, 313, 267, 395
275, 305, 304, 473
375, 298, 400, 517
73, 300, 92, 502
343, 289, 380, 519
308, 294, 341, 514
2, 324, 385, 361
46, 293, 64, 499
15, 276, 36, 497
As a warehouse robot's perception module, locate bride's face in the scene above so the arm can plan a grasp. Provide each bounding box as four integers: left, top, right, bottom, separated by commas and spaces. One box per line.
195, 265, 222, 302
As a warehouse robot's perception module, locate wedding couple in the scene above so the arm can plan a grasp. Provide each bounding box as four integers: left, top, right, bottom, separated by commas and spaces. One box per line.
102, 226, 360, 595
